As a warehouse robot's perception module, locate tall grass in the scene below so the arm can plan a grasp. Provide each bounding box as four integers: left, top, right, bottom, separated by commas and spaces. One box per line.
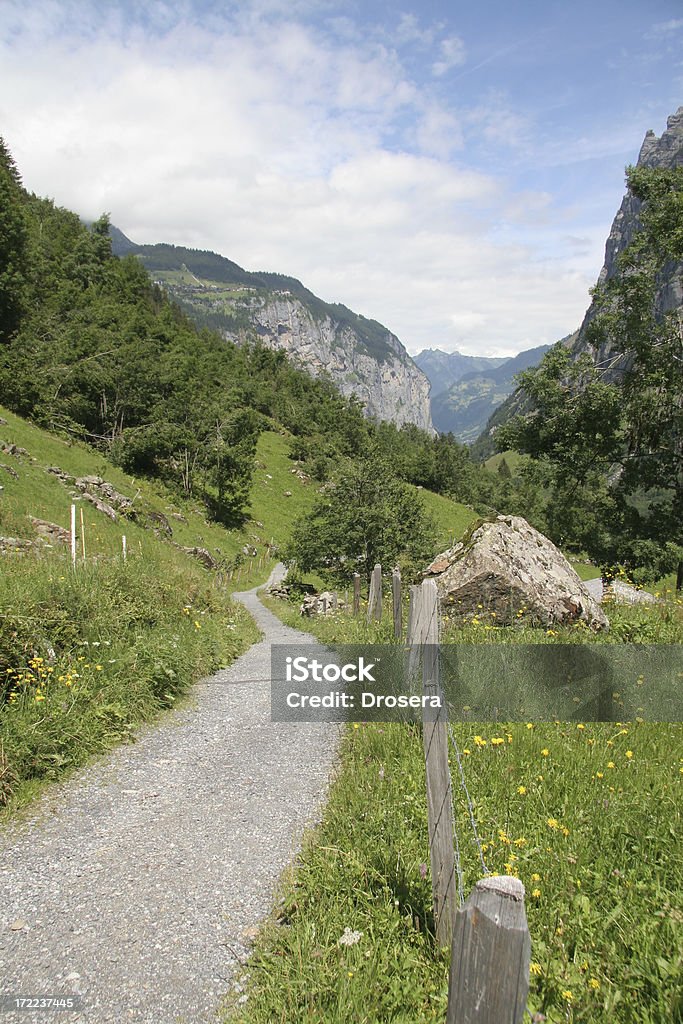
0, 551, 258, 812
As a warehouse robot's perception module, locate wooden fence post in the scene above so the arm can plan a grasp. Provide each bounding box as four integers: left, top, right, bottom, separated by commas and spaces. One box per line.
353, 573, 361, 616
391, 566, 402, 639
367, 563, 382, 623
447, 876, 530, 1024
331, 592, 338, 612
419, 579, 457, 948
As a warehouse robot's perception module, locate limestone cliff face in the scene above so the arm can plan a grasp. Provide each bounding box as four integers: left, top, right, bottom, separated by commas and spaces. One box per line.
244, 293, 434, 432
472, 107, 683, 458
574, 106, 683, 368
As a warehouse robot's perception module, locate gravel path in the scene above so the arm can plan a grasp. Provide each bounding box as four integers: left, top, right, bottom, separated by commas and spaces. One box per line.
0, 567, 339, 1024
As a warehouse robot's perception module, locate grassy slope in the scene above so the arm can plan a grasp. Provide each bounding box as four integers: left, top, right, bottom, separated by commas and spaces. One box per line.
0, 407, 315, 585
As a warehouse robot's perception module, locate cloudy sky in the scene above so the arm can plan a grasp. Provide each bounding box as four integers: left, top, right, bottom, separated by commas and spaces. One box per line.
1, 1, 681, 357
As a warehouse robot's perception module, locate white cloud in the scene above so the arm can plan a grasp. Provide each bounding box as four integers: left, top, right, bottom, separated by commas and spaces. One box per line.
648, 18, 683, 36
0, 2, 608, 359
432, 34, 467, 76
394, 12, 438, 47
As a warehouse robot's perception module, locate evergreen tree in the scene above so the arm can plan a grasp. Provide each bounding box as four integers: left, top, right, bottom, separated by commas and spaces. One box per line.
0, 138, 28, 340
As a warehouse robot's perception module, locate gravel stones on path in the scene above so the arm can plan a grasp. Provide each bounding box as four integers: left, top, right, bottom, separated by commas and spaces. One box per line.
0, 569, 339, 1023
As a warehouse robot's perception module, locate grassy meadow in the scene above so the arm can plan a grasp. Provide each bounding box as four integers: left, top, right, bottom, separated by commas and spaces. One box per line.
232, 588, 683, 1024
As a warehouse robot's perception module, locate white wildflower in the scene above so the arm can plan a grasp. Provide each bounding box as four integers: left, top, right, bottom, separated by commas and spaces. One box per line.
338, 927, 363, 947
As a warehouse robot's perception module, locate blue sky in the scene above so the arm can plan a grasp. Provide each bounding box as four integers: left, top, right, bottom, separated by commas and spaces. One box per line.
0, 0, 681, 356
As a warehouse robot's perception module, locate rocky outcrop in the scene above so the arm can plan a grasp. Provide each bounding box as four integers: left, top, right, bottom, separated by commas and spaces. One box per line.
472, 108, 683, 456
299, 590, 345, 616
574, 106, 683, 373
173, 544, 218, 570
243, 294, 433, 432
424, 515, 609, 630
28, 517, 70, 545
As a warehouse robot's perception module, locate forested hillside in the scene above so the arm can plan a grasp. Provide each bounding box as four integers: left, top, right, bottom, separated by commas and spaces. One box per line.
0, 139, 521, 542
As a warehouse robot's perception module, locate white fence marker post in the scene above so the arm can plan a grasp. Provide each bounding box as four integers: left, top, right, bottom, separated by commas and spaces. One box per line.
70, 504, 76, 568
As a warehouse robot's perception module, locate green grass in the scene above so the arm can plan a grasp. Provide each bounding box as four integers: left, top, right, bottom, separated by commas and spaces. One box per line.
570, 561, 602, 582
484, 449, 525, 474
0, 553, 258, 815
231, 592, 683, 1023
417, 488, 477, 550
0, 406, 278, 812
227, 718, 682, 1024
0, 406, 318, 592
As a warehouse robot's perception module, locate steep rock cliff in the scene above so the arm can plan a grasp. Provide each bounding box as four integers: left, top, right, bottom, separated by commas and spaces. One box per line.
472, 107, 683, 458
108, 234, 433, 433
243, 293, 433, 431
572, 105, 683, 370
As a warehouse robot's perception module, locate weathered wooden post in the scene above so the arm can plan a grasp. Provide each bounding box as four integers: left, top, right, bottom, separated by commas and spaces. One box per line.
353, 573, 361, 616
331, 592, 338, 612
321, 596, 328, 616
420, 579, 457, 948
447, 876, 530, 1024
391, 566, 402, 639
367, 563, 382, 623
344, 589, 349, 614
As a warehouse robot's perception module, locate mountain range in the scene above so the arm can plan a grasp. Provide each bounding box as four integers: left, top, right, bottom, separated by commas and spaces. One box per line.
109, 228, 433, 433
110, 226, 553, 445
415, 344, 550, 442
